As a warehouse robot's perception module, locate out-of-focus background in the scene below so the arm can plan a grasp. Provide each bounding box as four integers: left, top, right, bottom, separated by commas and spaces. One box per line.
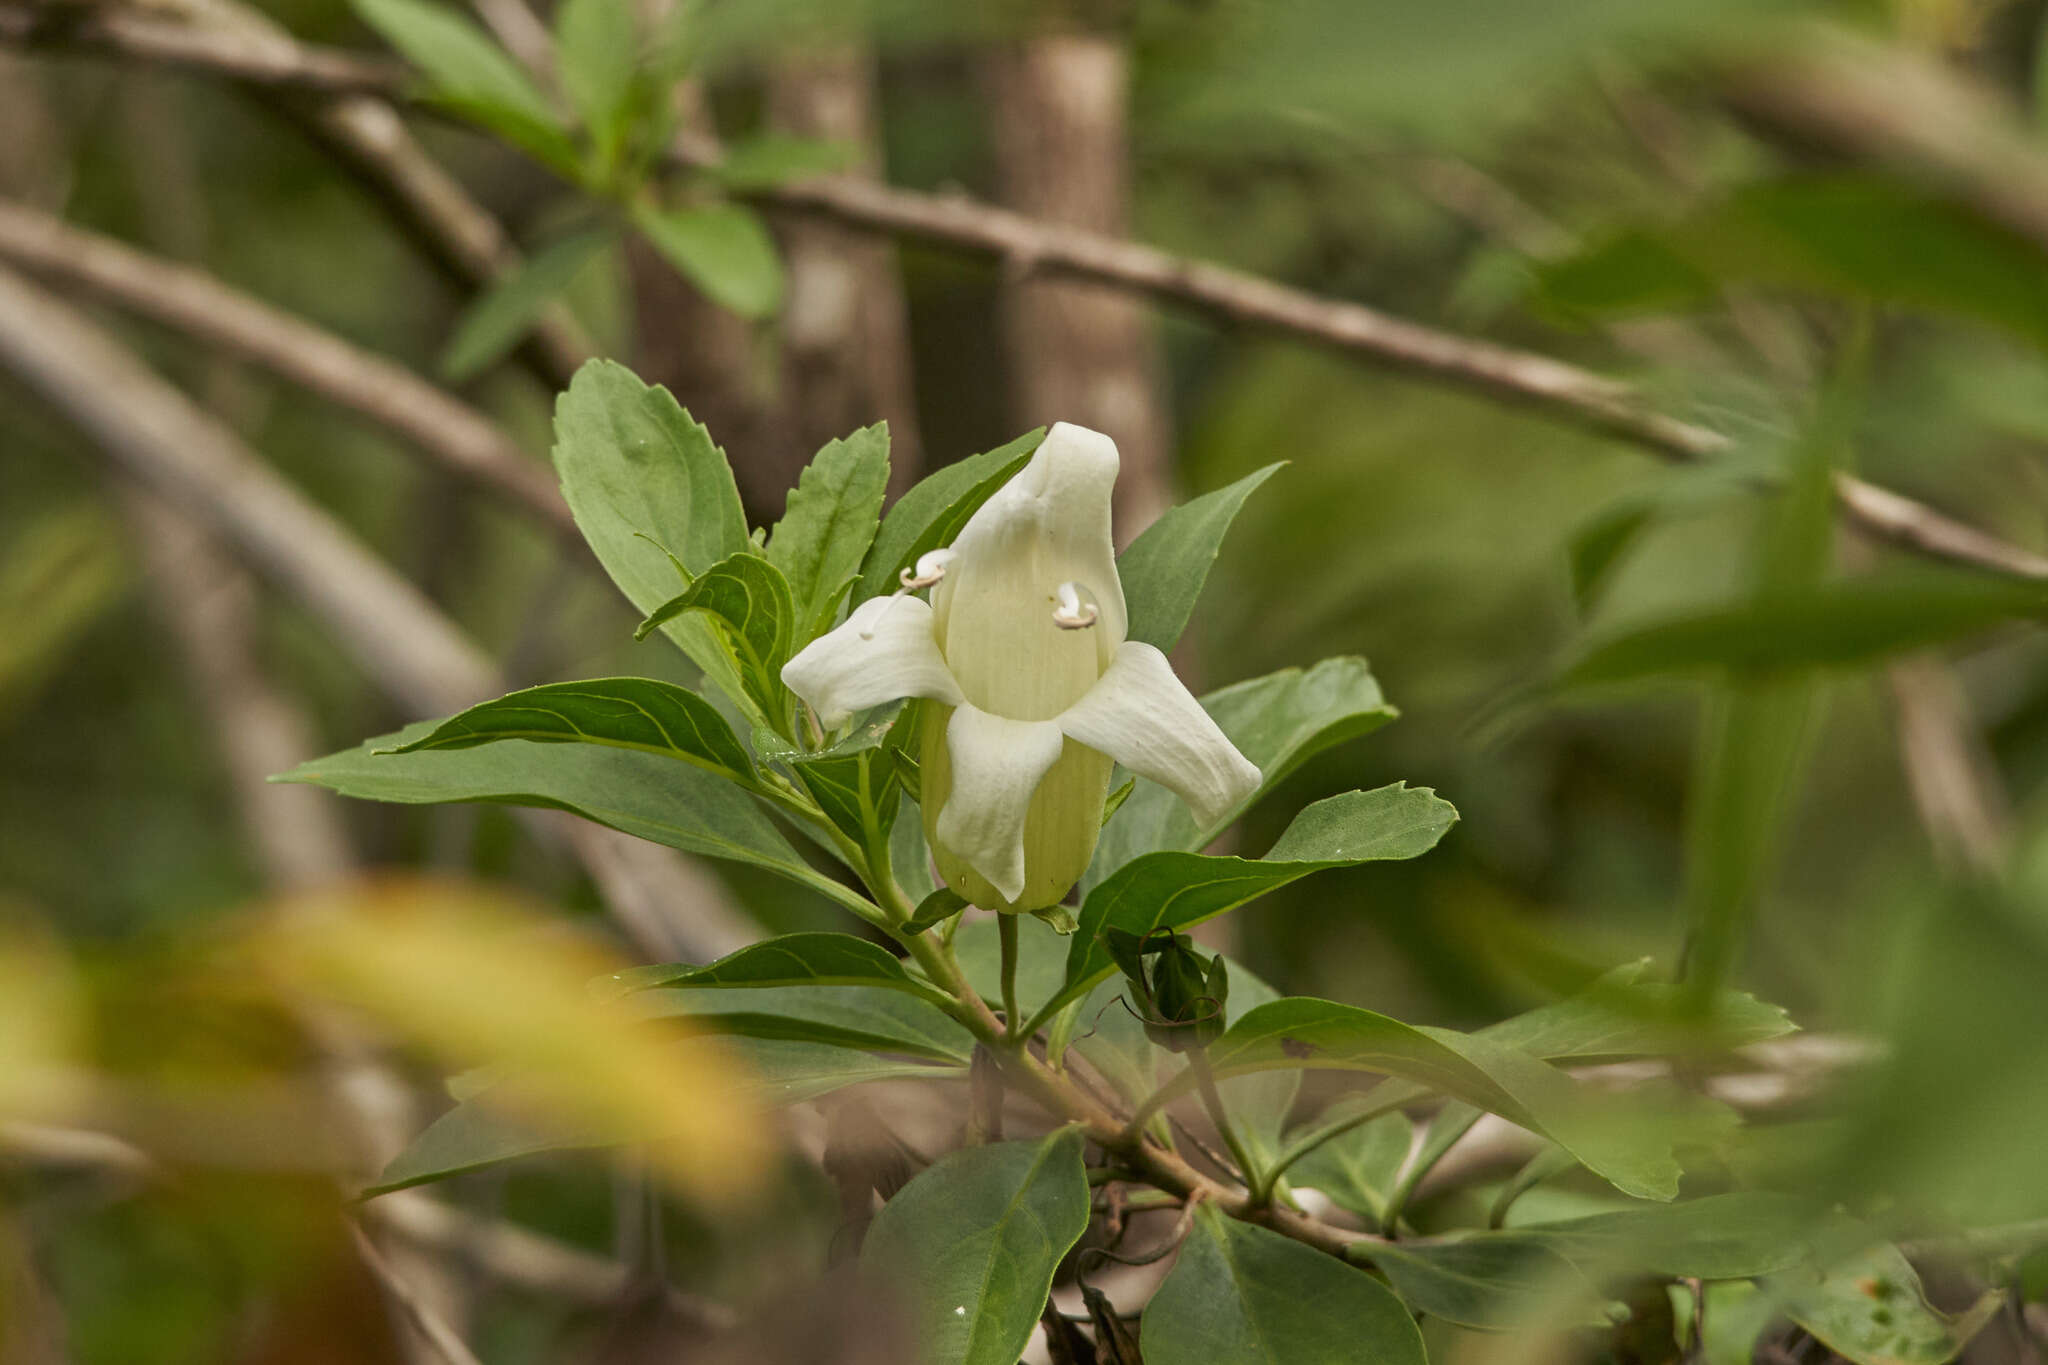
7, 0, 2048, 1359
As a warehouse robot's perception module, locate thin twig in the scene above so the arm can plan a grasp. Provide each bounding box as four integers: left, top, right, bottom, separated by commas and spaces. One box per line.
0, 262, 754, 959
0, 2, 400, 90
0, 200, 577, 539
350, 1222, 487, 1365
4, 8, 2043, 580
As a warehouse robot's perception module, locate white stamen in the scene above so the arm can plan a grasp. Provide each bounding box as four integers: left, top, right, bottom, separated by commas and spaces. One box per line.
1052, 581, 1098, 630
861, 550, 957, 639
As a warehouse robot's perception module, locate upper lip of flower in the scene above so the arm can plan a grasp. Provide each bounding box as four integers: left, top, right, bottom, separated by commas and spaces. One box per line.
780, 422, 1261, 903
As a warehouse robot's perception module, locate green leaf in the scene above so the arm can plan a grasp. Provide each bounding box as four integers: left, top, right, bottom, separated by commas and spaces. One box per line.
552, 0, 637, 160
594, 932, 929, 999
792, 747, 899, 851
553, 360, 750, 697
633, 201, 783, 319
1271, 965, 1792, 1184
1046, 785, 1457, 1028
1556, 569, 2048, 690
855, 429, 1043, 603
1782, 1243, 2004, 1365
1088, 657, 1398, 885
628, 983, 974, 1062
368, 1037, 954, 1194
1141, 1203, 1426, 1365
1525, 1192, 1832, 1279
636, 550, 796, 724
1190, 997, 1703, 1200
1474, 960, 1797, 1060
378, 677, 754, 781
1540, 175, 2048, 354
1358, 1236, 1619, 1331
440, 228, 610, 381
1118, 463, 1282, 650
767, 424, 893, 641
1287, 1112, 1412, 1224
901, 887, 967, 935
350, 0, 575, 171
712, 132, 854, 189
861, 1128, 1091, 1365
280, 720, 869, 916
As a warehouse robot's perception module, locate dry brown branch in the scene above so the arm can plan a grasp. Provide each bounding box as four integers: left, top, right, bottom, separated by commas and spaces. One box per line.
0, 1, 399, 90
0, 262, 754, 959
4, 7, 2044, 579
0, 199, 578, 539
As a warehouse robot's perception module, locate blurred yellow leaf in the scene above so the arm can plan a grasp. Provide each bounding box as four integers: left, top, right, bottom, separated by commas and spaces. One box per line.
251, 878, 771, 1208
0, 900, 86, 1123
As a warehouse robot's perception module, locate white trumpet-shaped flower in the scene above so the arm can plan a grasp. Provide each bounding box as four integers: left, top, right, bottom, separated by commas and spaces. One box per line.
781, 423, 1261, 913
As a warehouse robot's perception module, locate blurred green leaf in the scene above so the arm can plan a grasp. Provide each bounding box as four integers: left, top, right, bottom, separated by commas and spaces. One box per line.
628, 982, 974, 1061
440, 227, 611, 381
1118, 463, 1282, 651
1142, 1204, 1425, 1365
0, 505, 124, 723
1556, 570, 2048, 689
856, 429, 1043, 603
1358, 1235, 1617, 1330
1783, 1243, 2003, 1365
861, 1128, 1091, 1365
636, 550, 797, 724
767, 423, 892, 641
1540, 176, 2048, 352
552, 0, 637, 163
379, 677, 754, 781
633, 201, 784, 318
1089, 656, 1399, 885
553, 360, 751, 698
1524, 1192, 1832, 1279
350, 0, 576, 171
712, 132, 856, 189
1193, 997, 1698, 1201
596, 932, 930, 999
1048, 786, 1455, 1027
1288, 1111, 1413, 1225
370, 1036, 954, 1193
282, 720, 870, 916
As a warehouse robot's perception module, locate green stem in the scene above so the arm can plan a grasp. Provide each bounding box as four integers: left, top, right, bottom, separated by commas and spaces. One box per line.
1187, 1048, 1265, 1206
998, 912, 1021, 1042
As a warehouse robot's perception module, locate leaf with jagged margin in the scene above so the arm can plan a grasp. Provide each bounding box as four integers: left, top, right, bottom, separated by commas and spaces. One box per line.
855, 429, 1043, 603
636, 550, 796, 725
553, 361, 750, 701
768, 424, 892, 642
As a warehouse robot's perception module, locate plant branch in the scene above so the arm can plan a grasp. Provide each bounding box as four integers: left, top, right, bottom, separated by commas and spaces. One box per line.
6, 8, 2045, 581
349, 1222, 486, 1365
0, 262, 753, 961
0, 199, 578, 540
997, 911, 1021, 1040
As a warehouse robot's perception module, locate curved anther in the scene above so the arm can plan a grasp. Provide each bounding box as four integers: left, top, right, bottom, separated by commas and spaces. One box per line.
1052, 581, 1099, 630
898, 548, 956, 592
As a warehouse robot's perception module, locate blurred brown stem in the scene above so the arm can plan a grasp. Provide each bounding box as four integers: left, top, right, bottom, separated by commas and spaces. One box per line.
0, 198, 578, 539
1, 7, 2038, 579
0, 262, 754, 961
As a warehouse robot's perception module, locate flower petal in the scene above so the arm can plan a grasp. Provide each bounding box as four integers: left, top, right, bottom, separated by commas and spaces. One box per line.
1057, 642, 1261, 828
932, 423, 1128, 717
935, 704, 1067, 904
780, 596, 962, 729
